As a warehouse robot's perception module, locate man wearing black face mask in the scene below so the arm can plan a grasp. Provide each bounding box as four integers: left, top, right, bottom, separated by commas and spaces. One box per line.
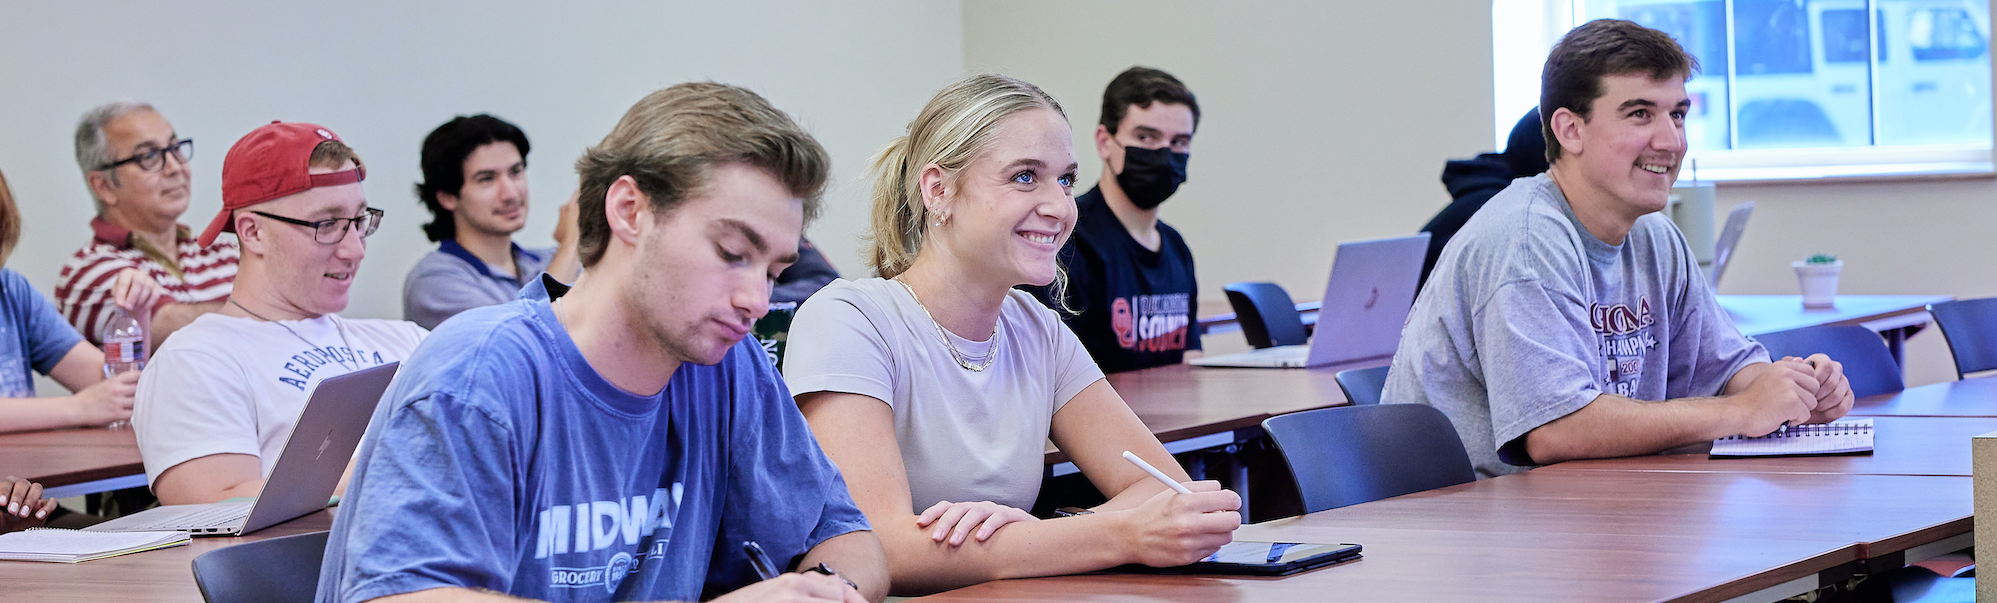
1031, 66, 1200, 373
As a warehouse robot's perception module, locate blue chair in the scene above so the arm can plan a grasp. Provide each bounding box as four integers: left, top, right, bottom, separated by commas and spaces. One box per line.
1262, 404, 1475, 514
1928, 298, 1997, 379
191, 530, 330, 603
1335, 365, 1391, 405
1224, 282, 1307, 349
1753, 325, 1904, 398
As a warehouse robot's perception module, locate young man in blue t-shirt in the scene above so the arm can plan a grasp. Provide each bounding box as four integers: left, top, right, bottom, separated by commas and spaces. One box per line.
1034, 67, 1201, 373
317, 83, 886, 603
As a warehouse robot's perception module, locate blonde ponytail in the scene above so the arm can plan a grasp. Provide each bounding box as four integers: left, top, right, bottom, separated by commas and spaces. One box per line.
866, 135, 922, 279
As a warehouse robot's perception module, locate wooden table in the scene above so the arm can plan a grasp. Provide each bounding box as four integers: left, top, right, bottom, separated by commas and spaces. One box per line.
1540, 416, 1997, 477
0, 509, 334, 602
990, 373, 1997, 603
1282, 470, 1967, 561
919, 470, 1969, 603
916, 525, 1857, 603
1850, 376, 1997, 417
1046, 360, 1369, 465
1047, 361, 1371, 515
0, 427, 145, 497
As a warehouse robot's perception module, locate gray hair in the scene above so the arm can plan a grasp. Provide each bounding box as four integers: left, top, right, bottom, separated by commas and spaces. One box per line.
74, 100, 157, 213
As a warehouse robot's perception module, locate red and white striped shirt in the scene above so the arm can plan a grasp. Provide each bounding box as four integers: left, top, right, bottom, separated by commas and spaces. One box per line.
55, 217, 239, 344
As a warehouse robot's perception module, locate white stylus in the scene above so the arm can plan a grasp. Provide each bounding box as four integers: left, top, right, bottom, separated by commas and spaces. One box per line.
1123, 451, 1194, 494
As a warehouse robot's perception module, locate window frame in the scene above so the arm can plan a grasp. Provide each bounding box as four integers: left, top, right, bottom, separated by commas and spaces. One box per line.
1492, 0, 1996, 183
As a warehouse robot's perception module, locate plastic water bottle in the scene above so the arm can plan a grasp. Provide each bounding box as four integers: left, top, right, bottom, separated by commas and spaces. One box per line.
102, 307, 147, 376
100, 307, 146, 429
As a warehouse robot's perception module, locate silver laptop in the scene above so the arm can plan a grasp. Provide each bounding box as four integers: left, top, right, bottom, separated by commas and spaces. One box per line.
1706, 201, 1754, 287
1191, 234, 1428, 368
88, 362, 399, 536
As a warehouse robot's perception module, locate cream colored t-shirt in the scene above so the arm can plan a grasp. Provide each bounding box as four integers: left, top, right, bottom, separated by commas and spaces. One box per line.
134, 313, 428, 484
784, 278, 1105, 512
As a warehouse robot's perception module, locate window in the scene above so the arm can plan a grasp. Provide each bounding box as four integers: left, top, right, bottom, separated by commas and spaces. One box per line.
1492, 0, 1994, 181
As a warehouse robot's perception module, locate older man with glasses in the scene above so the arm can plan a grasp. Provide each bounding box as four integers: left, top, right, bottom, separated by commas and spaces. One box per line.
133, 121, 427, 505
57, 101, 239, 347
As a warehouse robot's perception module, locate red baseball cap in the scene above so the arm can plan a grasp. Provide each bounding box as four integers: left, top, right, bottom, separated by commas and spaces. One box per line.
198, 121, 367, 247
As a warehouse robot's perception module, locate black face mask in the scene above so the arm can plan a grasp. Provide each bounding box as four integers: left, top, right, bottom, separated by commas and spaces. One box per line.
1114, 145, 1190, 210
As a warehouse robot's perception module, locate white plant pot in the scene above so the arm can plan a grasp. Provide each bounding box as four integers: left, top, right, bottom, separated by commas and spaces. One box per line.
1792, 260, 1842, 309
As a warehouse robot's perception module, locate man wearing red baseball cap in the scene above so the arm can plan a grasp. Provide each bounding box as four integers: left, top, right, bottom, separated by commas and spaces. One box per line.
133, 121, 428, 505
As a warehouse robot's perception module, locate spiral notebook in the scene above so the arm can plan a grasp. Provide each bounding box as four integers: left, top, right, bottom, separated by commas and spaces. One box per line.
1710, 418, 1874, 458
0, 528, 188, 563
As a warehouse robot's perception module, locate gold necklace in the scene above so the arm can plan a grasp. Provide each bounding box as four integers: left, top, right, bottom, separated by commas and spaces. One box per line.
893, 277, 1000, 372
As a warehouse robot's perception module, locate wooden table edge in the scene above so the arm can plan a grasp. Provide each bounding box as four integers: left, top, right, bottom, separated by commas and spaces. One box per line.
27, 463, 146, 488
1666, 546, 1859, 603
1042, 414, 1279, 465
1859, 516, 1974, 559
1537, 464, 1972, 478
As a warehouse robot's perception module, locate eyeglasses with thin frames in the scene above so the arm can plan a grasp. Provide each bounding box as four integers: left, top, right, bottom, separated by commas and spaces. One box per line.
99, 139, 194, 172
250, 208, 385, 244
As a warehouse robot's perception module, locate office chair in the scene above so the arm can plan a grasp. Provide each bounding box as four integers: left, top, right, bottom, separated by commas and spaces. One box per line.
1335, 365, 1391, 405
191, 530, 330, 603
1262, 404, 1475, 514
1223, 282, 1308, 349
1927, 298, 1997, 379
1753, 325, 1904, 398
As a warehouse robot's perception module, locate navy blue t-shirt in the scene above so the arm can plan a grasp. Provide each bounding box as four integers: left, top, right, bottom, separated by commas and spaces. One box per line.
1032, 186, 1200, 374
317, 276, 870, 603
0, 268, 84, 397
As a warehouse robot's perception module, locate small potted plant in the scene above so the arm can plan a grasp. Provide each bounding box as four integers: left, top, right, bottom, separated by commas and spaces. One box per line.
1792, 253, 1842, 309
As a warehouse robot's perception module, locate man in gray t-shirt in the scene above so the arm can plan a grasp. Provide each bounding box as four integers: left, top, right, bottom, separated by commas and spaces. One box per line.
403, 115, 580, 330
1383, 20, 1854, 478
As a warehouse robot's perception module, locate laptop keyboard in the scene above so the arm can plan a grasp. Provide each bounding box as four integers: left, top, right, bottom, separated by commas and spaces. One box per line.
128, 504, 251, 530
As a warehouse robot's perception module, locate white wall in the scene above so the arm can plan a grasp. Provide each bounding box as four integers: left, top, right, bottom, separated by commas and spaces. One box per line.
965, 0, 1992, 386
0, 0, 963, 327
4, 1, 1985, 390
963, 0, 1495, 349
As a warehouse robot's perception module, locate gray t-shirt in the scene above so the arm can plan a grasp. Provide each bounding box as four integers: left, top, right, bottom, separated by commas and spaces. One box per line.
1383, 174, 1767, 478
402, 241, 554, 330
783, 278, 1105, 511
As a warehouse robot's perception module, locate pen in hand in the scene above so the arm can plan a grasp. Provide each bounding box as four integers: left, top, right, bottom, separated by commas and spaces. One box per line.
1123, 451, 1193, 494
743, 541, 780, 581
745, 540, 859, 591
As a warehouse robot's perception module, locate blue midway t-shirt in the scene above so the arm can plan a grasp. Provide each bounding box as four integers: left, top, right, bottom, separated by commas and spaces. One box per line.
317, 275, 870, 603
0, 268, 84, 397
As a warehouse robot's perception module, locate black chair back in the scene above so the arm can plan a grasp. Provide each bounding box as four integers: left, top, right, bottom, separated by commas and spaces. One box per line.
1335, 365, 1391, 405
1753, 325, 1904, 398
1262, 404, 1475, 514
1928, 298, 1997, 379
1223, 282, 1308, 349
191, 530, 330, 603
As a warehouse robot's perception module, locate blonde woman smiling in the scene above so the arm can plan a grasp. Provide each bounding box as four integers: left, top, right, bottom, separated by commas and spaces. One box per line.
783, 74, 1240, 595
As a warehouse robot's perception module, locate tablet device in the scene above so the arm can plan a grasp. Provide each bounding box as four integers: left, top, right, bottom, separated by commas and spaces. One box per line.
1115, 540, 1363, 576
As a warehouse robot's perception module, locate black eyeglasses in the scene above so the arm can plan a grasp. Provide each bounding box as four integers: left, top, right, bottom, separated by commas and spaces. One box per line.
99, 139, 194, 172
251, 208, 385, 244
